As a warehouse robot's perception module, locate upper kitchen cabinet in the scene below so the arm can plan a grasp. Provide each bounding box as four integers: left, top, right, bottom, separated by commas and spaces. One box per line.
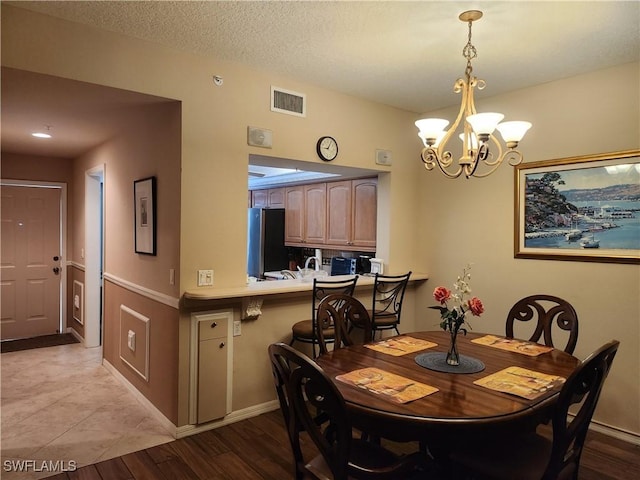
326, 178, 377, 251
252, 189, 268, 207
251, 187, 284, 208
285, 184, 326, 247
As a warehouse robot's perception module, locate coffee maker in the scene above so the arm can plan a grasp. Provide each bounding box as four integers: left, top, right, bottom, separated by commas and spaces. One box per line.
356, 255, 372, 275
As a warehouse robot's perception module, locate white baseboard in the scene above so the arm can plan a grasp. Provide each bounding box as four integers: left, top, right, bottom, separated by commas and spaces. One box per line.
66, 327, 84, 344
102, 359, 178, 438
176, 400, 280, 439
588, 418, 640, 446
102, 358, 280, 441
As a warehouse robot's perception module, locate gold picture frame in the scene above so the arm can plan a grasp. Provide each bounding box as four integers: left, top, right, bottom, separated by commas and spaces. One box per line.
514, 150, 640, 264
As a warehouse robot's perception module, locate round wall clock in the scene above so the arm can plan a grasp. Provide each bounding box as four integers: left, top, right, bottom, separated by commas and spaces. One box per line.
316, 136, 338, 162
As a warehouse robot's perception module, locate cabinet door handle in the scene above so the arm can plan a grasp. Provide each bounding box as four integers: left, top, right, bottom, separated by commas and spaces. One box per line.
219, 342, 225, 348
210, 322, 217, 328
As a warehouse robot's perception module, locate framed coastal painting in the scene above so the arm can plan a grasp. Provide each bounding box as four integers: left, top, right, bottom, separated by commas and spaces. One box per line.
134, 176, 157, 255
514, 150, 640, 264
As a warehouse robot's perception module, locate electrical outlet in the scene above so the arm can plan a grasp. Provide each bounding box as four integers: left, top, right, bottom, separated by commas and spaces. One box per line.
169, 269, 175, 285
197, 269, 214, 286
233, 320, 242, 337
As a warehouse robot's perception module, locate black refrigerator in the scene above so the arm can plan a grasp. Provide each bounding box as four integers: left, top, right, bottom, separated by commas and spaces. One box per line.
247, 208, 289, 278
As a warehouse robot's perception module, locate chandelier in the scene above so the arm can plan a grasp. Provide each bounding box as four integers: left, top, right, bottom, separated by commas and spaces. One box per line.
415, 10, 531, 179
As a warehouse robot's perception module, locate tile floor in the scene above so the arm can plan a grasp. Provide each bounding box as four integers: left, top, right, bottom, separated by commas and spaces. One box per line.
1, 343, 174, 479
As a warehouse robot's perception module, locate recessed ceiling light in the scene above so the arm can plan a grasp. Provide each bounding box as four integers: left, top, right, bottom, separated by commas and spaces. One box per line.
32, 125, 52, 138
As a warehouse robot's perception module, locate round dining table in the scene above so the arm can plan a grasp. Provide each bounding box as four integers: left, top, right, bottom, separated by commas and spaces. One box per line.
315, 330, 580, 445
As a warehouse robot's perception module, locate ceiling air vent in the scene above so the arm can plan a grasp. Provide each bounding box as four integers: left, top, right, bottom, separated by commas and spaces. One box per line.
271, 86, 306, 117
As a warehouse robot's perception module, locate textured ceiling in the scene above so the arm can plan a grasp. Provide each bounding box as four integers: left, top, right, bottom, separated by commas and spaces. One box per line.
2, 1, 639, 159
7, 1, 640, 113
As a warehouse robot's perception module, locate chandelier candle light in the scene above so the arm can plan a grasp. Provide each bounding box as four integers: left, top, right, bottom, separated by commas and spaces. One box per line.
415, 10, 532, 179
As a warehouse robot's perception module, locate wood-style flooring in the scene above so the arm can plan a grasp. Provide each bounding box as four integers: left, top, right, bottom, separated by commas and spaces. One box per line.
46, 410, 639, 480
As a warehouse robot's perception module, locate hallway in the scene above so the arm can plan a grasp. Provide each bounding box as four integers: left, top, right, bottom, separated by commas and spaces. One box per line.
1, 342, 174, 479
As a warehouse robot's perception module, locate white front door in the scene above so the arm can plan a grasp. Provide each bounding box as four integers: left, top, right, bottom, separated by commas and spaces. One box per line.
1, 185, 62, 340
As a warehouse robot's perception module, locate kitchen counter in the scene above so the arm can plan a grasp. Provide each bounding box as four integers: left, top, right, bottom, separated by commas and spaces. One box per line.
183, 272, 429, 301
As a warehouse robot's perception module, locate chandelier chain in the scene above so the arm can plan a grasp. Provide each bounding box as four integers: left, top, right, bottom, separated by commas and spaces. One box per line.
462, 19, 477, 78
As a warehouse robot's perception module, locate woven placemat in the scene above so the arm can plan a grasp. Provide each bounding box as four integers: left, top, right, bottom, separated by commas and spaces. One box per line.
415, 352, 485, 374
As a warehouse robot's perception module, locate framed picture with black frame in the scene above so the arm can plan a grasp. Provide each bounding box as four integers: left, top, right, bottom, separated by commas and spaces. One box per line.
134, 176, 157, 255
514, 150, 639, 264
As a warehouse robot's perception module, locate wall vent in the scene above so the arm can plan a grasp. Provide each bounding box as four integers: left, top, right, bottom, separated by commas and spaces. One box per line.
271, 86, 306, 117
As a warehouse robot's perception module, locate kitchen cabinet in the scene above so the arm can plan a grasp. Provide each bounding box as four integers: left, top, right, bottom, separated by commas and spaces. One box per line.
285, 184, 326, 246
251, 188, 285, 208
251, 190, 268, 208
351, 178, 377, 249
284, 186, 304, 243
326, 178, 377, 251
267, 188, 285, 207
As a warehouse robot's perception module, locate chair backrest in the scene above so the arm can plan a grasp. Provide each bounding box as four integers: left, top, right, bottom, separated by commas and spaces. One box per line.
316, 294, 372, 355
371, 272, 412, 321
505, 294, 579, 354
267, 343, 306, 477
268, 342, 352, 480
312, 276, 359, 321
545, 340, 619, 480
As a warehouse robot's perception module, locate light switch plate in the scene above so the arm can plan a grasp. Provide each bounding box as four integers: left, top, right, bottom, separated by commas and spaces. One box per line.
197, 269, 214, 286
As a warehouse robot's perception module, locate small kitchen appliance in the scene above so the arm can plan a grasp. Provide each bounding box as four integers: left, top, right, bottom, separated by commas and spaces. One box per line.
369, 258, 384, 275
356, 255, 372, 274
330, 256, 357, 276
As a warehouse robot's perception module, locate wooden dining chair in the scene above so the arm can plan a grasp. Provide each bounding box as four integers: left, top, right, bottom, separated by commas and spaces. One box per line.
352, 272, 411, 339
268, 342, 427, 480
316, 294, 373, 355
506, 294, 579, 354
290, 276, 358, 358
450, 339, 620, 480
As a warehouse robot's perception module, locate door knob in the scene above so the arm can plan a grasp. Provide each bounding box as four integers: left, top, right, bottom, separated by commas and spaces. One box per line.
219, 342, 225, 348
53, 267, 61, 275
53, 255, 60, 261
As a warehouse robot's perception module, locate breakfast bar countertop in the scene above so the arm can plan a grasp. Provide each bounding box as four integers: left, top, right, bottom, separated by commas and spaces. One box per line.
183, 272, 429, 301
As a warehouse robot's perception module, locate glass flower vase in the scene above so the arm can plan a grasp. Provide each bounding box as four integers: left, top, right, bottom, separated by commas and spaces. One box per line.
446, 328, 461, 366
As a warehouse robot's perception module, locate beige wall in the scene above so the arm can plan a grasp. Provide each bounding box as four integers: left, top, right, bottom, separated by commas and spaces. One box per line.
71, 102, 182, 297
2, 5, 638, 438
417, 62, 640, 435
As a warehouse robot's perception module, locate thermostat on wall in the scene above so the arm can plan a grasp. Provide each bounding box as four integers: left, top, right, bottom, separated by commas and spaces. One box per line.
375, 149, 392, 166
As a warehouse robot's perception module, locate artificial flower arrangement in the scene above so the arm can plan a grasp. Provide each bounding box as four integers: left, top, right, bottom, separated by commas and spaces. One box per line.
430, 264, 484, 336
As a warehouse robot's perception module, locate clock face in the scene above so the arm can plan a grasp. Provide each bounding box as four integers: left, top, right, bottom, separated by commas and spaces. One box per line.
317, 136, 338, 162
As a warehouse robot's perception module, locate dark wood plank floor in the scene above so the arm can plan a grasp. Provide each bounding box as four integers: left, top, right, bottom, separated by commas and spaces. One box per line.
46, 410, 639, 480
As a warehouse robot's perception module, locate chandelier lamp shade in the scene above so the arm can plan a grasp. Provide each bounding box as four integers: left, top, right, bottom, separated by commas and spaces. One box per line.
415, 10, 532, 179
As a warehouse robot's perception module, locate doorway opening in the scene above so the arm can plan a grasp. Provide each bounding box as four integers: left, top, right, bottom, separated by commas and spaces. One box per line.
84, 166, 104, 348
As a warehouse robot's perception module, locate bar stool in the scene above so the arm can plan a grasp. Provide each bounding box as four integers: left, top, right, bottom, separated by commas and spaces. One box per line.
289, 276, 358, 358
355, 272, 411, 339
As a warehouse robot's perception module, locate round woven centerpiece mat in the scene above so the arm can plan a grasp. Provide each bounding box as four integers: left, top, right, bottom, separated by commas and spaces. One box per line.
415, 352, 485, 374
